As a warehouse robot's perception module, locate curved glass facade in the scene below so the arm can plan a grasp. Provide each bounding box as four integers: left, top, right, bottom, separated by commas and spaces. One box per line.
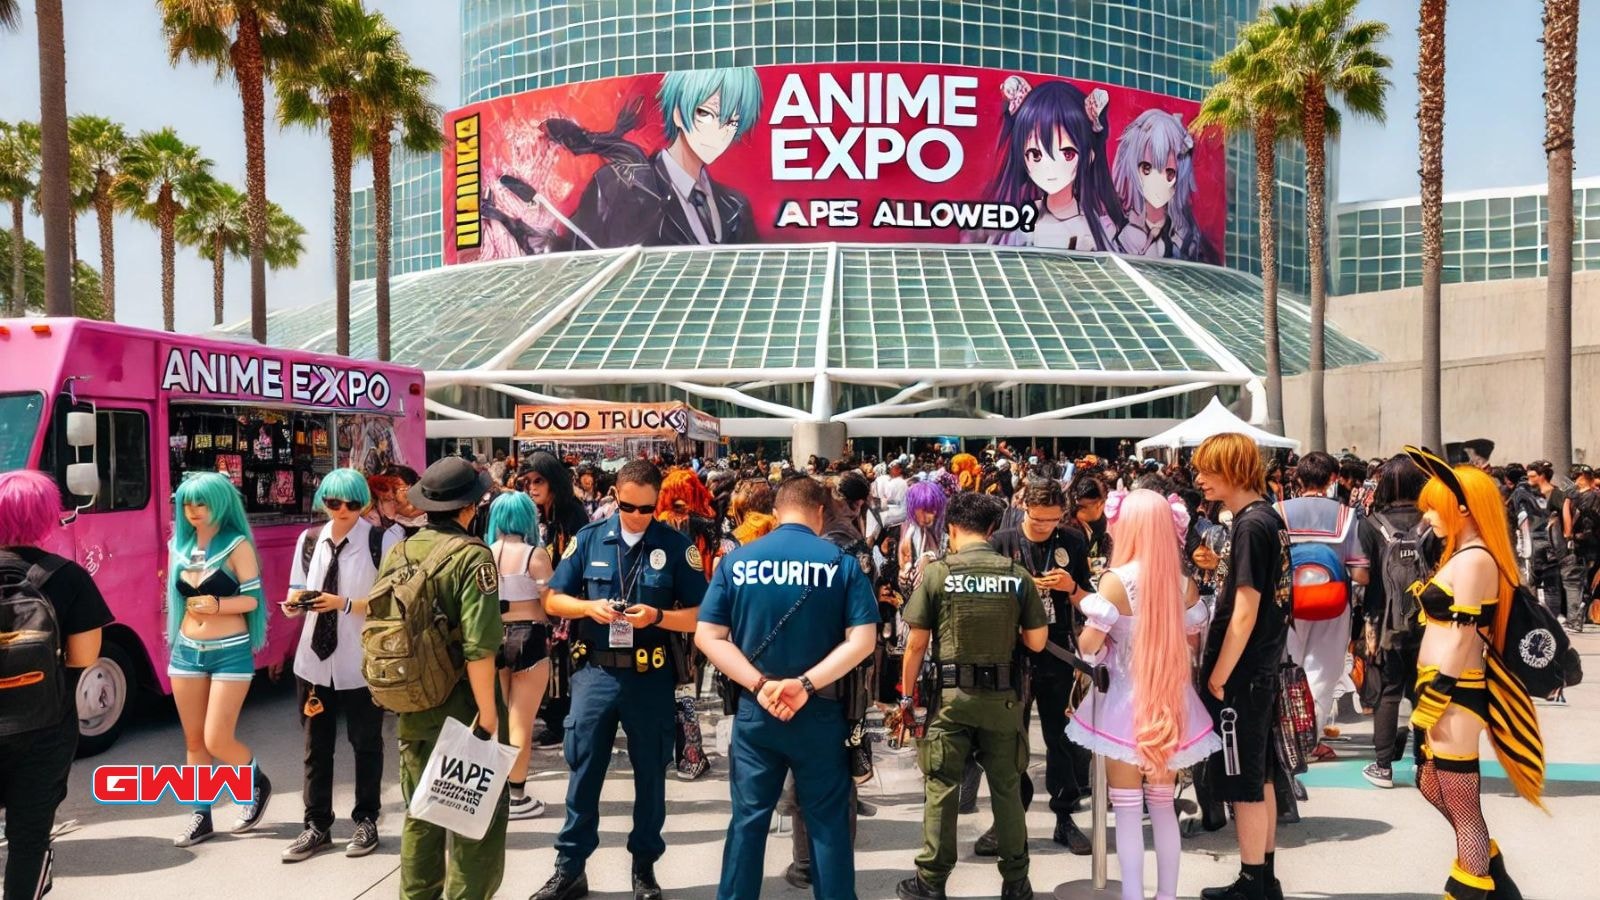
352, 1, 1316, 293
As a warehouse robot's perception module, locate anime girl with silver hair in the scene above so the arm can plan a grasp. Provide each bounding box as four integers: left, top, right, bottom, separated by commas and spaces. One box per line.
987, 76, 1126, 252
1111, 109, 1216, 263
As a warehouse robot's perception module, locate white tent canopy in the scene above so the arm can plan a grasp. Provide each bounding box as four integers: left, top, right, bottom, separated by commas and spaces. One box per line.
1137, 397, 1301, 455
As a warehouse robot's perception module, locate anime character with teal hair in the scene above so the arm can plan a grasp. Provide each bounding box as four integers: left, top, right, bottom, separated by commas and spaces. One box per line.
545, 66, 763, 250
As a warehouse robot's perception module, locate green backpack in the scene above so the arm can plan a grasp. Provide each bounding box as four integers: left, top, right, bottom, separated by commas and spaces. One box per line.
361, 535, 472, 713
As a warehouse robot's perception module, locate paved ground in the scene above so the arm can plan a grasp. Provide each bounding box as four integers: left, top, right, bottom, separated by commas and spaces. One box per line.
12, 631, 1600, 899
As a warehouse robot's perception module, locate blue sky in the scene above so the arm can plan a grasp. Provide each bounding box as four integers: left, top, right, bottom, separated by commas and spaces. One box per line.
0, 0, 1595, 334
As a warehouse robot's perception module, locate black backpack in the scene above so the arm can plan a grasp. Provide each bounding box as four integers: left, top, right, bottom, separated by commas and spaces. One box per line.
0, 550, 71, 737
1372, 512, 1434, 647
1491, 565, 1582, 699
299, 526, 387, 580
1571, 490, 1600, 551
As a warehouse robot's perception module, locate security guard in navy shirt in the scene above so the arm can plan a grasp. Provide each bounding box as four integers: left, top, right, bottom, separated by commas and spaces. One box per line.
532, 461, 707, 900
696, 475, 879, 900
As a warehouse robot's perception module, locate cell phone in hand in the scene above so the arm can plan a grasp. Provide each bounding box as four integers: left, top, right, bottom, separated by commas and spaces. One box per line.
293, 590, 321, 609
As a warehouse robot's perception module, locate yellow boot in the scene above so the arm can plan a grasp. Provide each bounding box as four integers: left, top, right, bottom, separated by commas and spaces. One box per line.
1444, 861, 1494, 900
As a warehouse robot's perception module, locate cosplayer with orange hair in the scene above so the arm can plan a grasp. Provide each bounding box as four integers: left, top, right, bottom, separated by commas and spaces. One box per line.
949, 453, 983, 493
657, 469, 725, 580
1406, 447, 1543, 900
1068, 489, 1219, 900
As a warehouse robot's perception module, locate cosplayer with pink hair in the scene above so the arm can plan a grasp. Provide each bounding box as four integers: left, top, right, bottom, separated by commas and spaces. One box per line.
1066, 488, 1219, 900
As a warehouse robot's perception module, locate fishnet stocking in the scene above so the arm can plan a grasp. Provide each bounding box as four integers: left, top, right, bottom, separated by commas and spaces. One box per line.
1437, 767, 1490, 876
1417, 758, 1448, 821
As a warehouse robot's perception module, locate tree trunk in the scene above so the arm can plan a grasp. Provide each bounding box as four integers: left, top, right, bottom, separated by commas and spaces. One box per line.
1301, 84, 1330, 452
212, 231, 226, 326
9, 198, 24, 317
1255, 114, 1284, 435
1419, 0, 1447, 453
331, 95, 353, 356
35, 0, 73, 316
372, 122, 393, 360
94, 172, 114, 320
233, 10, 269, 344
159, 187, 175, 332
1544, 0, 1580, 465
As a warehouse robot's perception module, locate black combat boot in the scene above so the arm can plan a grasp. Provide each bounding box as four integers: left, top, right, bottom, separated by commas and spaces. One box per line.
1487, 841, 1522, 900
530, 869, 588, 900
895, 874, 947, 900
632, 860, 662, 900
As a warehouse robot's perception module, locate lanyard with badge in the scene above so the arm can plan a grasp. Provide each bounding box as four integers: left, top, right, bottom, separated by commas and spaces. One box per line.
610, 541, 664, 650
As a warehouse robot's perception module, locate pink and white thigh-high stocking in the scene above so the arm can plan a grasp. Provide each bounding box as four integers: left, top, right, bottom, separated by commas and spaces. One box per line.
1109, 786, 1146, 900
1144, 780, 1181, 900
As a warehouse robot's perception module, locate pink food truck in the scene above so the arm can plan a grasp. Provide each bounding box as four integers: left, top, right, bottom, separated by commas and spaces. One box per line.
0, 317, 425, 754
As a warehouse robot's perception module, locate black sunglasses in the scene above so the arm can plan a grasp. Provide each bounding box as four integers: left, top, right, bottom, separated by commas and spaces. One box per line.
324, 498, 358, 512
616, 501, 657, 515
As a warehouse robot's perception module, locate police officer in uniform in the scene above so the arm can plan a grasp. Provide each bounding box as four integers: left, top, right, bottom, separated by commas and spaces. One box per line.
383, 457, 509, 900
985, 477, 1094, 855
696, 475, 879, 899
895, 492, 1049, 900
532, 460, 707, 900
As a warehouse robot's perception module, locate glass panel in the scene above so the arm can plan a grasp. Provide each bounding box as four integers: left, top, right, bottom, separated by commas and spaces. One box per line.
0, 391, 45, 472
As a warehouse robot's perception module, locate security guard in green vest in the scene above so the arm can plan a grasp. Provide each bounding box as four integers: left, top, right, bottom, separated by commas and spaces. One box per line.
894, 491, 1049, 900
383, 457, 509, 900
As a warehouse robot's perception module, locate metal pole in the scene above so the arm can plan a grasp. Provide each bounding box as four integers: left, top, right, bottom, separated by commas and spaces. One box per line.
1054, 673, 1119, 899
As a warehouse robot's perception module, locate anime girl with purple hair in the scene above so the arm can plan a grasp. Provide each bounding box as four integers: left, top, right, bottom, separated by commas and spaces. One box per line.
987, 76, 1125, 252
1111, 109, 1217, 263
898, 480, 948, 593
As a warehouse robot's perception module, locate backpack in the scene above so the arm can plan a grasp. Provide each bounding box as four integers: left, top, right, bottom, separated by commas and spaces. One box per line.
1490, 567, 1582, 700
360, 536, 474, 713
0, 551, 70, 737
1571, 490, 1600, 551
299, 525, 387, 581
1372, 512, 1434, 647
1287, 541, 1350, 621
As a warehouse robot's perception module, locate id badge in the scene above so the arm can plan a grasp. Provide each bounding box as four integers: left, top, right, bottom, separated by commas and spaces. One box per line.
1046, 598, 1058, 625
609, 619, 634, 649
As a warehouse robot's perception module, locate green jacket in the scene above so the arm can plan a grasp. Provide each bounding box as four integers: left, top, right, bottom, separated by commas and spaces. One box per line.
904, 542, 1046, 665
379, 520, 504, 740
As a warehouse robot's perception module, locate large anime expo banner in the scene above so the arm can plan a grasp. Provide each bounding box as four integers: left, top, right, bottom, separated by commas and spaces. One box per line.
443, 63, 1226, 264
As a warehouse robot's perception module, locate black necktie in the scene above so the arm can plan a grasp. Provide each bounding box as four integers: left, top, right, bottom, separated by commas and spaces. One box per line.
689, 188, 717, 243
311, 538, 345, 660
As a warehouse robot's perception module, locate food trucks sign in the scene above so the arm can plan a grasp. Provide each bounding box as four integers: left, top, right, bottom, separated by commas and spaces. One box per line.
159, 348, 396, 412
514, 402, 720, 441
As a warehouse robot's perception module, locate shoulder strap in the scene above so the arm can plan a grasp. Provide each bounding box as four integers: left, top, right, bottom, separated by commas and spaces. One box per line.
299, 528, 318, 575
1371, 511, 1397, 543
25, 554, 68, 591
745, 549, 844, 667
367, 526, 385, 569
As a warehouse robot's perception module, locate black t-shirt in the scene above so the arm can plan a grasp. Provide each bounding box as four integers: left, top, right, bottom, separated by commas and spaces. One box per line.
989, 526, 1093, 645
1202, 500, 1291, 689
1545, 485, 1572, 554
1, 546, 115, 643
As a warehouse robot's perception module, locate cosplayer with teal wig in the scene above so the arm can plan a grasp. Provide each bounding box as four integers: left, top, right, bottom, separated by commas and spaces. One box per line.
313, 467, 372, 513
170, 471, 265, 652
486, 490, 540, 545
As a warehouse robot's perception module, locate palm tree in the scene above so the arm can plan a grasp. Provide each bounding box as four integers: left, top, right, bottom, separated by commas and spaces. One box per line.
0, 1, 18, 29
265, 200, 306, 271
277, 0, 398, 356
177, 181, 247, 326
159, 0, 326, 343
1195, 15, 1302, 436
0, 120, 40, 318
1417, 0, 1446, 453
356, 43, 442, 361
0, 235, 109, 320
114, 128, 216, 331
1543, 0, 1580, 465
1271, 0, 1392, 451
68, 115, 128, 320
34, 0, 72, 316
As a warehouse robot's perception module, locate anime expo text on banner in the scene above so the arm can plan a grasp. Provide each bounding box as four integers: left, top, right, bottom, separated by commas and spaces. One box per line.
442, 63, 1226, 262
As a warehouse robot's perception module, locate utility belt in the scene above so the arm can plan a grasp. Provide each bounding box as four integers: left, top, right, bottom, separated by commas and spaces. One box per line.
937, 662, 1024, 693
571, 640, 671, 674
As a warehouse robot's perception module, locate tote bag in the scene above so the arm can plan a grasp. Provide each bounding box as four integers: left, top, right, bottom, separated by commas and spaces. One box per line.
407, 716, 519, 840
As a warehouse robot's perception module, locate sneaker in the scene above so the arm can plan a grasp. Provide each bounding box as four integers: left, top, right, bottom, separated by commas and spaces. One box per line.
1054, 817, 1091, 855
1362, 762, 1394, 789
676, 757, 710, 781
174, 809, 215, 848
534, 727, 563, 749
509, 794, 546, 820
281, 826, 332, 862
530, 869, 588, 900
346, 819, 378, 857
232, 768, 272, 833
1310, 743, 1338, 762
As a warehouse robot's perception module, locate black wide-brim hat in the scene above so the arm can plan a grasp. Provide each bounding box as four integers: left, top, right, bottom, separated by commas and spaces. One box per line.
410, 457, 494, 512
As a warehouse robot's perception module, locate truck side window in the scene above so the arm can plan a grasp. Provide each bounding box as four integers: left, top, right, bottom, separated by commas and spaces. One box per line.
90, 410, 151, 513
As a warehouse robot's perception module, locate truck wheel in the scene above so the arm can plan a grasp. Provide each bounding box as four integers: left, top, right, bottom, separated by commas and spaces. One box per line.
75, 640, 135, 757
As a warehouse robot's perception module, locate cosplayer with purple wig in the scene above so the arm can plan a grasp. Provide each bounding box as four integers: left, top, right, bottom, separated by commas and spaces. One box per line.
987, 76, 1125, 252
899, 481, 949, 591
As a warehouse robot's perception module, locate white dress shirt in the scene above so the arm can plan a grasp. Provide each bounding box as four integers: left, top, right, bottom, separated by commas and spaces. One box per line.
288, 517, 403, 690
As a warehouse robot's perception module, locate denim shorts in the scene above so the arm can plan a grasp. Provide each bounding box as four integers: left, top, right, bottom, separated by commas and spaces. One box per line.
168, 633, 256, 682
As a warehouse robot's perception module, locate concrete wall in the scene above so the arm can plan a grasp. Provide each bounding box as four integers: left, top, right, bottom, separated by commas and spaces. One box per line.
1282, 272, 1600, 462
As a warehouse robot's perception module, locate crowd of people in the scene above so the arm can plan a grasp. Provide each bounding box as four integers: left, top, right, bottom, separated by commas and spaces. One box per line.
0, 430, 1582, 900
